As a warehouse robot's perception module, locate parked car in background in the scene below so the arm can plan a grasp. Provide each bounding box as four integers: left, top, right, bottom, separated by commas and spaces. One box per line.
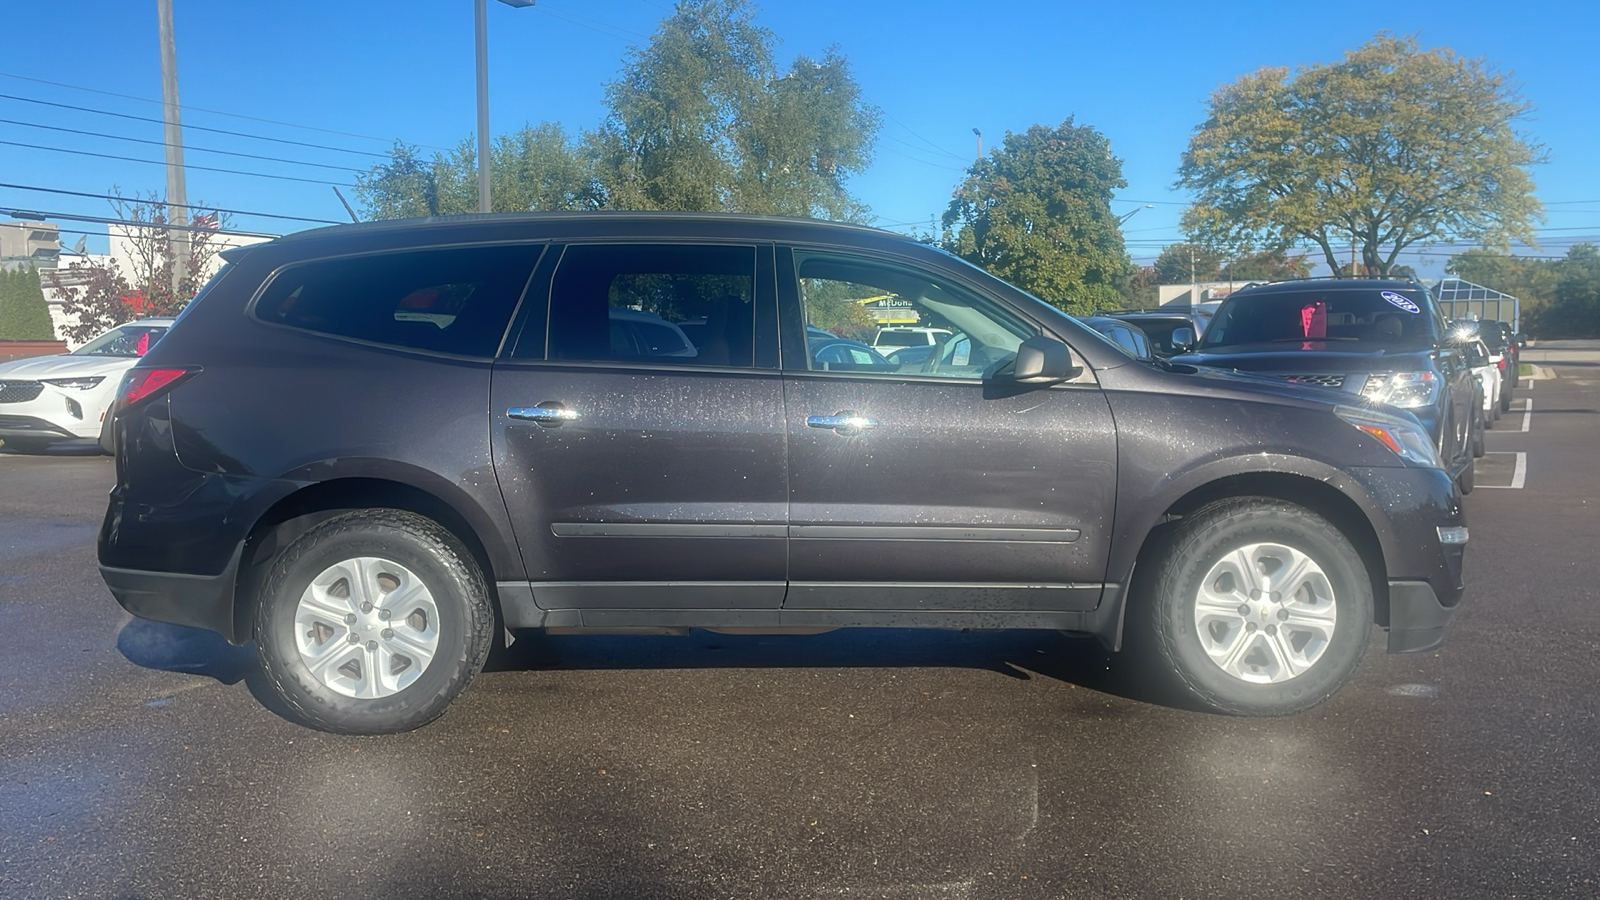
0, 317, 172, 454
1462, 337, 1502, 428
100, 214, 1467, 734
1095, 306, 1211, 358
805, 325, 894, 370
871, 325, 952, 353
1077, 315, 1155, 362
1468, 322, 1516, 412
1172, 279, 1480, 493
1478, 320, 1520, 395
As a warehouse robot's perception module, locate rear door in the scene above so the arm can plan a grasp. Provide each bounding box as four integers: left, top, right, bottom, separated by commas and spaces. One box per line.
777, 247, 1118, 613
490, 242, 788, 611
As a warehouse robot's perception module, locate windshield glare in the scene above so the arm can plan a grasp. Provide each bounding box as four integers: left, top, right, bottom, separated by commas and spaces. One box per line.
1201, 290, 1437, 350
72, 324, 168, 357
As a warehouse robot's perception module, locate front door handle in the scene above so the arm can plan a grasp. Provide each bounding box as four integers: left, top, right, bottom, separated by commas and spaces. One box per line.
508, 403, 579, 427
806, 410, 877, 436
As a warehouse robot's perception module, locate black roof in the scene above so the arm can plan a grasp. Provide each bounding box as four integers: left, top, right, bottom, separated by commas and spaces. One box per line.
1232, 278, 1422, 294
278, 211, 902, 244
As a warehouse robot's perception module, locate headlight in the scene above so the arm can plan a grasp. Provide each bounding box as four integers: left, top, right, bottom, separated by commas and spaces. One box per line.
1336, 406, 1442, 468
1360, 371, 1439, 409
42, 376, 106, 391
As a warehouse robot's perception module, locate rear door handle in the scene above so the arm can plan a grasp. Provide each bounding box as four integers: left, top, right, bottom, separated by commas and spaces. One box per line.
806, 410, 877, 435
508, 403, 579, 426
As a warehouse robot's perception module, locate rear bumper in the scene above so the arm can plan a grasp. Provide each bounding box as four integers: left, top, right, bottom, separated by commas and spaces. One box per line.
1386, 580, 1457, 653
100, 544, 244, 643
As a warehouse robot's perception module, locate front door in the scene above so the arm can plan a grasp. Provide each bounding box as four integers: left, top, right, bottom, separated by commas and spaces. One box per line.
778, 247, 1118, 612
491, 242, 787, 611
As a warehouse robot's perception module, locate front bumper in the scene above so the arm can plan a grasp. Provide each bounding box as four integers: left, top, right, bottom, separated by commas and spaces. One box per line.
1386, 580, 1457, 652
0, 387, 108, 440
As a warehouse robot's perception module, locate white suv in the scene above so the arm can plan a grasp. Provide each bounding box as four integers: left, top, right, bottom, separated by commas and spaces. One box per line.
0, 318, 172, 453
871, 326, 953, 351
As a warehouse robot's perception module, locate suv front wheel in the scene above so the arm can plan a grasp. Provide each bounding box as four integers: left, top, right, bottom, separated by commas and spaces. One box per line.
254, 509, 496, 734
1141, 499, 1373, 716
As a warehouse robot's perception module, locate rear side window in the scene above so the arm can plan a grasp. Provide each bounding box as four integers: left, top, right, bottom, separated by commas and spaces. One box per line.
254, 245, 540, 357
544, 244, 756, 368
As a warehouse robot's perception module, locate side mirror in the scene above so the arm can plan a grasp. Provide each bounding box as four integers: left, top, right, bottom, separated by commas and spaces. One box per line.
1170, 327, 1196, 353
1011, 335, 1081, 385
1515, 333, 1527, 349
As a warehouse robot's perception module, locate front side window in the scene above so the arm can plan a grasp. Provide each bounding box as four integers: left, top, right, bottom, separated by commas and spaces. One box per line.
1202, 288, 1441, 351
545, 244, 756, 368
254, 245, 539, 357
793, 251, 1033, 379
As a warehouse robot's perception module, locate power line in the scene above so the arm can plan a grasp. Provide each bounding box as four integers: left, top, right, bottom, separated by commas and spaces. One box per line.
0, 207, 278, 239
880, 109, 968, 163
0, 139, 353, 187
0, 70, 448, 152
0, 92, 392, 161
538, 3, 651, 40
536, 6, 641, 45
0, 183, 341, 225
0, 118, 368, 174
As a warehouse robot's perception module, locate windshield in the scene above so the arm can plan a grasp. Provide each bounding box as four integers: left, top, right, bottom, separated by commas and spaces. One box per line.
71, 323, 169, 358
1200, 289, 1438, 350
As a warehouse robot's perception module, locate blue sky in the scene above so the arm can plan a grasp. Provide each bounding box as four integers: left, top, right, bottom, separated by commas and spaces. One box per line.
3, 0, 1598, 277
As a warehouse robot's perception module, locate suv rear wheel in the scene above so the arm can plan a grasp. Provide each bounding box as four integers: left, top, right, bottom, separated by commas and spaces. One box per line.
1141, 499, 1372, 716
254, 509, 495, 734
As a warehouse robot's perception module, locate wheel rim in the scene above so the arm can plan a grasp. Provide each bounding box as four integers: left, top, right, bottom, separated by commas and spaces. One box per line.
293, 556, 442, 699
1192, 542, 1338, 684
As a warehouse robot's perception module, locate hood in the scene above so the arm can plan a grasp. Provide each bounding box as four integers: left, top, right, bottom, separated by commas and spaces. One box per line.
1172, 342, 1432, 375
1160, 361, 1357, 405
0, 353, 139, 380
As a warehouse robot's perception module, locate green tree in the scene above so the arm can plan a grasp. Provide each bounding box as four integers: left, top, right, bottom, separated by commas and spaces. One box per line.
1179, 33, 1544, 277
356, 124, 597, 219
941, 119, 1131, 314
1221, 250, 1311, 282
1152, 242, 1222, 285
0, 266, 57, 340
592, 0, 878, 219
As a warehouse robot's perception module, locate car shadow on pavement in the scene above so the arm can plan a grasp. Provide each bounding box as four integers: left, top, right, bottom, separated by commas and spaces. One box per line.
116, 618, 255, 685
488, 627, 1212, 714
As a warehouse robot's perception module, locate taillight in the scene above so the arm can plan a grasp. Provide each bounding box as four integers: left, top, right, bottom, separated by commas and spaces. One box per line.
119, 367, 196, 409
1496, 358, 1506, 371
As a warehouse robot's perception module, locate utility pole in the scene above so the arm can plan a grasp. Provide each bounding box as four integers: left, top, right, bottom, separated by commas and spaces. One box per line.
972, 127, 982, 161
157, 0, 188, 291
1190, 244, 1197, 306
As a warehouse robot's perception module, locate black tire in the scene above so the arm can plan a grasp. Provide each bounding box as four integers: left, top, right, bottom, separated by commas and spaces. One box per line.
97, 410, 116, 456
1500, 386, 1513, 413
1458, 458, 1475, 495
1136, 498, 1373, 716
254, 509, 495, 734
1472, 408, 1485, 458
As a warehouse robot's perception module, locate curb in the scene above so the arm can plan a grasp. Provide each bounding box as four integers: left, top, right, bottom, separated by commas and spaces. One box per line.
1524, 364, 1556, 381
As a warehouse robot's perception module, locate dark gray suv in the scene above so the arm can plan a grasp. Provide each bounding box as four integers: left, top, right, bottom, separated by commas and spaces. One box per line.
99, 214, 1467, 733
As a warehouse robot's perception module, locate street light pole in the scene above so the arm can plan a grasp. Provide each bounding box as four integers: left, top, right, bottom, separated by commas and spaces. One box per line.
972, 127, 982, 161
474, 0, 536, 214
474, 0, 492, 214
1116, 203, 1155, 226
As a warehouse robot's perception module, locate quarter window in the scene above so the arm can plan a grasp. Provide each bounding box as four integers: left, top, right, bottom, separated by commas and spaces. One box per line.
542, 244, 756, 367
254, 245, 539, 357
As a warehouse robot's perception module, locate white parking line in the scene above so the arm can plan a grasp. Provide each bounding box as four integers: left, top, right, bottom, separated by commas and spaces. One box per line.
1479, 451, 1527, 490
1521, 398, 1533, 432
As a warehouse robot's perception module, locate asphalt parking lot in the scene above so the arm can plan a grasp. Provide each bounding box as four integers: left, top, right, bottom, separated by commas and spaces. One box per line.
2, 342, 1597, 899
